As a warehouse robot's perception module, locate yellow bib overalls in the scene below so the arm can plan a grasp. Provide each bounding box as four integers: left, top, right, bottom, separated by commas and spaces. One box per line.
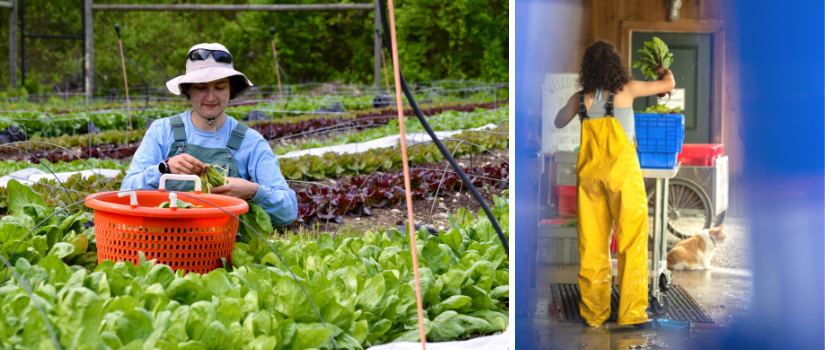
576, 90, 649, 326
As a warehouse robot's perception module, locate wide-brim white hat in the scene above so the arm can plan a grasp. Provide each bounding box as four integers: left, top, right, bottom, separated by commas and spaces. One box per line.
166, 43, 253, 100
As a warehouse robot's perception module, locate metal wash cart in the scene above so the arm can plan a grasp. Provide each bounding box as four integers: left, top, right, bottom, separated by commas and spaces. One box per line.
642, 164, 680, 315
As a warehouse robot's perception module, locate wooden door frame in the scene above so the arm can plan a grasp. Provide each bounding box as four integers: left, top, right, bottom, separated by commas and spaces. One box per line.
620, 20, 724, 143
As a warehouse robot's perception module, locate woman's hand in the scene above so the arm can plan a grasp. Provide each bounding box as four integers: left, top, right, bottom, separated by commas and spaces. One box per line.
656, 68, 670, 79
168, 154, 205, 175
210, 177, 259, 200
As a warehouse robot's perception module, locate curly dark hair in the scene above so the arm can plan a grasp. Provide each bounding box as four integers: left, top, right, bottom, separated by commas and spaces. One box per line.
577, 40, 631, 94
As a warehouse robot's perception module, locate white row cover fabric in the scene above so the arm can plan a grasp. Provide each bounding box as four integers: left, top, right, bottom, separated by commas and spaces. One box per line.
278, 124, 499, 159
368, 330, 509, 350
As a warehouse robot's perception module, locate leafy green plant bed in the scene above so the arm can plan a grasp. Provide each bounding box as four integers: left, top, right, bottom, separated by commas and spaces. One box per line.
0, 189, 509, 348
279, 125, 508, 181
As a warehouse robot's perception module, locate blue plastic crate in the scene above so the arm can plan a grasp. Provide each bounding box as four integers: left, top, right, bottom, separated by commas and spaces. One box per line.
634, 113, 685, 169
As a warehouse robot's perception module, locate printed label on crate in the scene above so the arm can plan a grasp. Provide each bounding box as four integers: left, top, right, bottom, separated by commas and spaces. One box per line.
657, 88, 686, 110
542, 73, 582, 153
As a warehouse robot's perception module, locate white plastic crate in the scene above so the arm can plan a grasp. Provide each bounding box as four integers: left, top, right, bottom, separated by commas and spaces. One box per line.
554, 151, 578, 186
537, 224, 579, 264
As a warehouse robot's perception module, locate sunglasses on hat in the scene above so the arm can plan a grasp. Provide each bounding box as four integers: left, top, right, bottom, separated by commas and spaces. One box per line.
187, 49, 233, 64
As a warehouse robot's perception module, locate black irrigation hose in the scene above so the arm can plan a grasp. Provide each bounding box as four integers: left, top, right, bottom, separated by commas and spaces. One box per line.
376, 0, 508, 255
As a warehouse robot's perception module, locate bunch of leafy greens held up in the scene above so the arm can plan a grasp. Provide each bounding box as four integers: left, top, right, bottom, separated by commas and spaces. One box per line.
632, 37, 674, 98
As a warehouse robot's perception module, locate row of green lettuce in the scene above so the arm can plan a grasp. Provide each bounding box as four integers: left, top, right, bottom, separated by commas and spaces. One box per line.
0, 178, 509, 349
5, 100, 495, 150
0, 124, 506, 215
2, 87, 503, 115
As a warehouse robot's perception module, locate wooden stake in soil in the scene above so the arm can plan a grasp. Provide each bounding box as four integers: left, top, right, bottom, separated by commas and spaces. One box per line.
385, 1, 427, 348
270, 28, 285, 114
115, 25, 132, 131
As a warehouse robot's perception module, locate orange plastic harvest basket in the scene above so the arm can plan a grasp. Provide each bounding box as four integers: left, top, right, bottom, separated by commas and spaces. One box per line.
85, 189, 249, 274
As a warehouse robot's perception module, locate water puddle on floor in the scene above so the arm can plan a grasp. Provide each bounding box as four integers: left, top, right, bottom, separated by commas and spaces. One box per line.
573, 322, 730, 350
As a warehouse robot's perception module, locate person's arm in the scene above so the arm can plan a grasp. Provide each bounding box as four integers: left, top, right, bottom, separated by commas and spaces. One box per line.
554, 92, 582, 129
244, 135, 298, 226
121, 122, 167, 190
626, 68, 676, 98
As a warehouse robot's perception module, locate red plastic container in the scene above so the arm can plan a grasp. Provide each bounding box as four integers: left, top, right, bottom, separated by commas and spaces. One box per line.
677, 144, 724, 166
555, 185, 577, 217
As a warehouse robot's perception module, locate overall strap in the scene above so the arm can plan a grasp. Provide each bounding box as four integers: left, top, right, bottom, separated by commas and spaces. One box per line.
578, 91, 589, 122
170, 114, 187, 143
226, 122, 249, 151
605, 90, 616, 117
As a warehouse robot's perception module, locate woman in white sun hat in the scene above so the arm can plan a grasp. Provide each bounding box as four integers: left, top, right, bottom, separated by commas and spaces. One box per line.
122, 43, 297, 227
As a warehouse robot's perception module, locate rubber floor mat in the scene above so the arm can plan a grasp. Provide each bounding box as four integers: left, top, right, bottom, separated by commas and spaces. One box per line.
550, 284, 714, 324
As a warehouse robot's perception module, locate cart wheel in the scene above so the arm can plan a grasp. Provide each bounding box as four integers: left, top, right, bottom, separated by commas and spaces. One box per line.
659, 270, 673, 292
647, 178, 713, 241
649, 294, 669, 317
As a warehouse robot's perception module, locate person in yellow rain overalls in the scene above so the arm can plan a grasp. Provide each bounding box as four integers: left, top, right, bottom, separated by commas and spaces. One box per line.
554, 40, 675, 327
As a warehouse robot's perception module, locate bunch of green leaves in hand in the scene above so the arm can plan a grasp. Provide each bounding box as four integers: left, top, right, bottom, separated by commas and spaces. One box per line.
632, 37, 674, 81
199, 164, 227, 194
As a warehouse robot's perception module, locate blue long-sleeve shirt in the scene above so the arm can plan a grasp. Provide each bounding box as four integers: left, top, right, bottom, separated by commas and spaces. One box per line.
121, 111, 298, 226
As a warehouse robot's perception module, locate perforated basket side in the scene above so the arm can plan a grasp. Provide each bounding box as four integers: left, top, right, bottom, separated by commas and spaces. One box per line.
538, 237, 580, 264
95, 210, 238, 274
538, 226, 580, 264
555, 163, 577, 186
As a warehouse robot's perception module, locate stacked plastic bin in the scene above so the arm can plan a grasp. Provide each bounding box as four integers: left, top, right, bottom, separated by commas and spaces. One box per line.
553, 151, 578, 217
678, 144, 724, 166
634, 113, 685, 168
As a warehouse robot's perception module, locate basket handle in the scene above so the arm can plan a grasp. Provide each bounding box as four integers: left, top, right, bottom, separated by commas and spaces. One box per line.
159, 174, 202, 194
118, 190, 138, 208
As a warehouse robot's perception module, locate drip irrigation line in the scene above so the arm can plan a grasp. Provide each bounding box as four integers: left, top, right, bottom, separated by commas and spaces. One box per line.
377, 0, 508, 256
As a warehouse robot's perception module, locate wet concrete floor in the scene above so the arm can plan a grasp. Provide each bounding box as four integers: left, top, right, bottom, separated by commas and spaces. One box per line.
516, 264, 753, 350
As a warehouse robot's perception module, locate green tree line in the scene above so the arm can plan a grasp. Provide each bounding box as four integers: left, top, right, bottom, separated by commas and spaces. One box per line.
0, 0, 508, 95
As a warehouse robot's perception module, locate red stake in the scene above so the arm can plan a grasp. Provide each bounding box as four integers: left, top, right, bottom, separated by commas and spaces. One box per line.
386, 0, 427, 348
